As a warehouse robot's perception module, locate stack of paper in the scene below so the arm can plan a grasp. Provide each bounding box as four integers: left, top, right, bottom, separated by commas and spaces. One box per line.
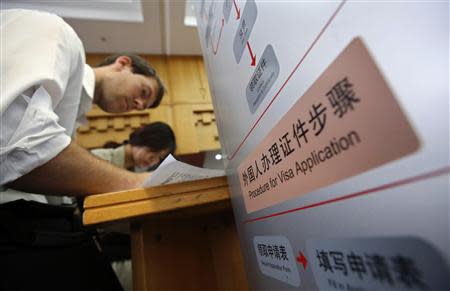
143, 154, 225, 187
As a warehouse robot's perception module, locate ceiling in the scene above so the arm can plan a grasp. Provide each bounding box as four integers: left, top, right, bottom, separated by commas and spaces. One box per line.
2, 0, 203, 55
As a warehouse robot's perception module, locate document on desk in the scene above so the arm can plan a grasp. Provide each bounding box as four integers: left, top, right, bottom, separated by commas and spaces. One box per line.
143, 154, 225, 187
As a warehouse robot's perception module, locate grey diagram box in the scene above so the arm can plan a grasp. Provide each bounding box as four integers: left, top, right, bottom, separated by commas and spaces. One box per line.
306, 237, 450, 291
246, 44, 280, 114
204, 4, 214, 48
223, 0, 232, 23
253, 235, 300, 287
233, 0, 257, 64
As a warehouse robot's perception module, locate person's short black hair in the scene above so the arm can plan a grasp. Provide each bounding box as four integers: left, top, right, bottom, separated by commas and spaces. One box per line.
102, 141, 122, 149
96, 54, 165, 108
129, 122, 176, 155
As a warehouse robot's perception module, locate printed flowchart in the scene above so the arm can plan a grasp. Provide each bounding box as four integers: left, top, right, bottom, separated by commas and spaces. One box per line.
252, 235, 450, 290
197, 1, 347, 160
238, 38, 419, 213
195, 1, 449, 290
200, 0, 281, 117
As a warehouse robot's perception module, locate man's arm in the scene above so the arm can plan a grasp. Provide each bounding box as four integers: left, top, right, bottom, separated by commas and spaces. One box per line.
8, 141, 148, 196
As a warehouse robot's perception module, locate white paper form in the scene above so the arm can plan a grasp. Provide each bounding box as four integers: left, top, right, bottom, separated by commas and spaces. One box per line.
143, 154, 225, 187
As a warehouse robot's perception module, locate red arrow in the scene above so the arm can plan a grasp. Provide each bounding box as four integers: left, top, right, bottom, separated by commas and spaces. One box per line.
246, 41, 256, 66
233, 0, 241, 20
296, 251, 308, 270
211, 18, 225, 55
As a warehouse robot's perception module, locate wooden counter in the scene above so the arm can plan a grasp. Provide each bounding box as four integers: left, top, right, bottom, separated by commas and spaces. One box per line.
83, 177, 248, 291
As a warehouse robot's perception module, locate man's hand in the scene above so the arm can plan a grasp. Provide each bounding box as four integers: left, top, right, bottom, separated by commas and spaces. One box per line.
8, 141, 151, 196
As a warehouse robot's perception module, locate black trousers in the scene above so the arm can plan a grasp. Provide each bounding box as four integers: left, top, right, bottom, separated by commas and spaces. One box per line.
0, 199, 124, 291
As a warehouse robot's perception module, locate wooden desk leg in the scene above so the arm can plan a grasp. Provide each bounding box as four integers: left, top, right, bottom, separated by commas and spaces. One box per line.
131, 222, 147, 291
130, 212, 248, 291
206, 213, 249, 291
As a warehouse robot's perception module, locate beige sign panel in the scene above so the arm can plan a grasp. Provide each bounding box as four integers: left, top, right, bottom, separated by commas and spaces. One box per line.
238, 37, 420, 213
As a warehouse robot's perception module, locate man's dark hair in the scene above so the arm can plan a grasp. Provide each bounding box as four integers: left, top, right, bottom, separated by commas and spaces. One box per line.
129, 122, 176, 155
97, 54, 165, 108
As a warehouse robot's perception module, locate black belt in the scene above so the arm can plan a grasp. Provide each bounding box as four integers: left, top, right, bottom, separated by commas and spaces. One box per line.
0, 199, 92, 249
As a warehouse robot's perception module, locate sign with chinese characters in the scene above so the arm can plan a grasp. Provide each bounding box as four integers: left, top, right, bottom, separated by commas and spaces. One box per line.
246, 44, 280, 113
253, 235, 300, 287
238, 37, 420, 213
306, 237, 450, 291
233, 0, 257, 63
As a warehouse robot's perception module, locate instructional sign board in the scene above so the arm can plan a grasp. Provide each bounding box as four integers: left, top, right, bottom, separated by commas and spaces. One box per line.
233, 0, 257, 64
246, 44, 280, 113
238, 38, 419, 213
253, 235, 300, 287
306, 237, 450, 291
195, 1, 449, 290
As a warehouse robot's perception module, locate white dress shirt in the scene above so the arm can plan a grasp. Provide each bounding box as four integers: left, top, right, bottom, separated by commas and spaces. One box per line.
0, 9, 94, 202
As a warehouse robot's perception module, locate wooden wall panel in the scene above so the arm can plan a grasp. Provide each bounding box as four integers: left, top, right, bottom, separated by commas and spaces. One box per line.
76, 105, 172, 149
196, 56, 213, 103
167, 56, 212, 104
172, 104, 220, 154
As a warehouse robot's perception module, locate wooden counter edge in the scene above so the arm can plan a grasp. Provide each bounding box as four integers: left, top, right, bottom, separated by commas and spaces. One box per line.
84, 176, 228, 209
83, 185, 231, 225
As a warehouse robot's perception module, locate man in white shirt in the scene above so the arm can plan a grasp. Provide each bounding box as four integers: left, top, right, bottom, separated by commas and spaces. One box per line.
1, 9, 165, 199
0, 9, 166, 291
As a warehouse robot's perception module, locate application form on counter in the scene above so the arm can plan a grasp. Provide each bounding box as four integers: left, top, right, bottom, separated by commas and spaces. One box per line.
143, 154, 225, 187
